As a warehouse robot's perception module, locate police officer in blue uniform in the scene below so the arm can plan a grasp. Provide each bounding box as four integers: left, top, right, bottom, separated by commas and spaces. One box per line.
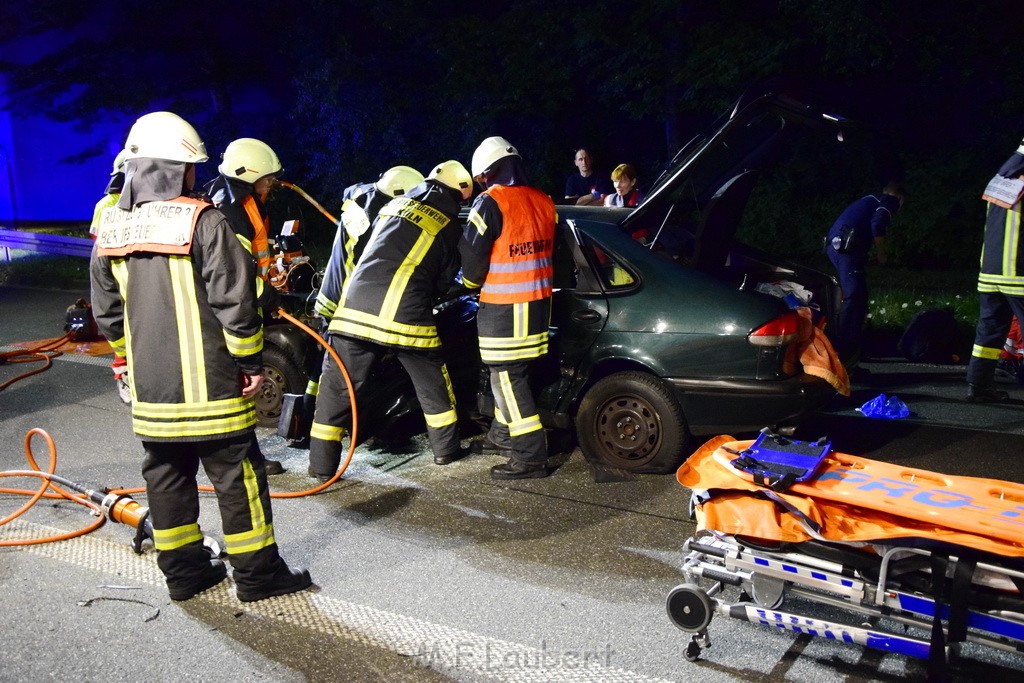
825, 182, 905, 358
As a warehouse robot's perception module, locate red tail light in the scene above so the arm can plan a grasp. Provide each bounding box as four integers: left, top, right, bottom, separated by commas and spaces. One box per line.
748, 311, 801, 347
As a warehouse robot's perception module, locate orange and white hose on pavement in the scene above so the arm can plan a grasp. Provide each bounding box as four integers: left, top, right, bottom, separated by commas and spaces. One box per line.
0, 308, 357, 545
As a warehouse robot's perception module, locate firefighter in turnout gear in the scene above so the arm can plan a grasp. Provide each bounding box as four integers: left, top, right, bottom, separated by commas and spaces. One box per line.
90, 147, 132, 404
297, 166, 425, 445
461, 137, 557, 480
314, 165, 425, 320
205, 137, 281, 310
307, 161, 474, 478
89, 112, 312, 602
205, 138, 286, 473
967, 137, 1024, 402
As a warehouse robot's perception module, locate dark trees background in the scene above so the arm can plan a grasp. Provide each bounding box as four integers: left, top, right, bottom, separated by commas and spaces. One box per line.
3, 0, 1024, 269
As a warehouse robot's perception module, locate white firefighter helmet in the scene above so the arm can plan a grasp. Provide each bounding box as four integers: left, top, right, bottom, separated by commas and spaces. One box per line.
110, 148, 129, 175
124, 112, 208, 163
471, 136, 519, 177
219, 138, 282, 183
376, 165, 424, 198
428, 160, 473, 201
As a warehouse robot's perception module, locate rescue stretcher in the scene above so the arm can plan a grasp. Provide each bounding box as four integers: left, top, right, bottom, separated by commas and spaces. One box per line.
666, 431, 1024, 674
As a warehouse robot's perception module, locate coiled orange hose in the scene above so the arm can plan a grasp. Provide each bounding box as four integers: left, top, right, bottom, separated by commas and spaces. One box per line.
0, 308, 359, 544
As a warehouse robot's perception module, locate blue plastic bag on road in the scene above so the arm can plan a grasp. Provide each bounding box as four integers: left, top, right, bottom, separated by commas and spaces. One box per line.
857, 393, 910, 419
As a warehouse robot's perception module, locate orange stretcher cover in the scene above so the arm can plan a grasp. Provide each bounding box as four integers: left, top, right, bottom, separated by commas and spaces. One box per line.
677, 436, 1024, 557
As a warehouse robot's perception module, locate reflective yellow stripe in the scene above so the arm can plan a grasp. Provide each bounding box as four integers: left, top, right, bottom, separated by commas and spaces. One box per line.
133, 396, 253, 417
108, 336, 127, 356
344, 231, 360, 280
152, 523, 203, 551
379, 229, 436, 323
377, 197, 450, 235
235, 233, 253, 254
973, 344, 1003, 360
224, 328, 263, 357
305, 379, 319, 396
168, 256, 206, 403
479, 332, 549, 363
478, 332, 548, 348
441, 364, 456, 406
224, 523, 275, 555
498, 371, 521, 422
508, 414, 542, 437
110, 259, 133, 399
315, 292, 338, 317
241, 456, 266, 533
462, 277, 480, 289
424, 409, 458, 428
1004, 208, 1020, 276
468, 208, 487, 236
979, 284, 1024, 296
329, 308, 440, 349
331, 319, 441, 349
132, 410, 256, 439
513, 303, 527, 338
480, 342, 549, 363
494, 406, 508, 425
311, 422, 345, 441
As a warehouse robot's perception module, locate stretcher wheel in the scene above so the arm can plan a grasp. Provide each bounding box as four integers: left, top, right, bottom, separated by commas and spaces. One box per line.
685, 638, 702, 662
666, 583, 713, 632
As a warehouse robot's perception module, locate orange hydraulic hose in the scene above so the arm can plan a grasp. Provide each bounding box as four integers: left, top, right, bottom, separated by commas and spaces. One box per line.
265, 307, 358, 497
1, 309, 360, 545
108, 307, 358, 498
0, 429, 105, 546
0, 332, 72, 391
278, 181, 338, 225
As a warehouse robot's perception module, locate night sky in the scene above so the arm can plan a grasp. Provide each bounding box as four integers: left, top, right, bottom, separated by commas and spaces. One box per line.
2, 1, 1022, 267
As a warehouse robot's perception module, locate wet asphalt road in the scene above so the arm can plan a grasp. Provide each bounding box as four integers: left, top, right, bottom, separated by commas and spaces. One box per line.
2, 284, 1024, 682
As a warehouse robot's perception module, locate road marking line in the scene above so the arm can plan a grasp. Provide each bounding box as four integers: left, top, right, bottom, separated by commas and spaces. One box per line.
9, 519, 675, 682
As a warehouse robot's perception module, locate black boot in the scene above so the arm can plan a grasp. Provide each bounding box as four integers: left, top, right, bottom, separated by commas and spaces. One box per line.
967, 383, 1010, 403
434, 446, 470, 465
490, 458, 551, 480
470, 437, 511, 456
160, 542, 228, 601
236, 564, 313, 603
232, 546, 313, 603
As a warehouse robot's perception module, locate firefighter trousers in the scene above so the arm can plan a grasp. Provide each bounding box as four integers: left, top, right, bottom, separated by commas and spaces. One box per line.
142, 433, 288, 593
967, 291, 1024, 387
485, 361, 547, 465
309, 334, 459, 476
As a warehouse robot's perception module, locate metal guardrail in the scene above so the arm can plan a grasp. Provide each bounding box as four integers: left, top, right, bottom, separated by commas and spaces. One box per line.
0, 228, 93, 260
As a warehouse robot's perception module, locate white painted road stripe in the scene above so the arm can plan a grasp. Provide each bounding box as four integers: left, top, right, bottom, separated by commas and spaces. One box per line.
9, 520, 676, 683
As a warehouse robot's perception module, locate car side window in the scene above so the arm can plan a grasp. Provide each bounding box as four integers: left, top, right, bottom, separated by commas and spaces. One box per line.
590, 243, 636, 289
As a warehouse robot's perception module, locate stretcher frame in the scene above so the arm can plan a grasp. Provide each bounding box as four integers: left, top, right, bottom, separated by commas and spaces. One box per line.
668, 527, 1024, 667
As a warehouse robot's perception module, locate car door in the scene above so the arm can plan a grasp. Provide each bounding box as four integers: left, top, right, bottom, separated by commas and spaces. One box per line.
535, 220, 612, 420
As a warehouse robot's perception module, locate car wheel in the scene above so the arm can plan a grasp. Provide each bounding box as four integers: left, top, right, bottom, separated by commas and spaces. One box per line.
257, 345, 306, 428
576, 371, 688, 473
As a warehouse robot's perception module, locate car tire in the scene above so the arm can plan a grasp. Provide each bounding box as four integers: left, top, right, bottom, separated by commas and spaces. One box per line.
257, 345, 306, 428
576, 371, 689, 474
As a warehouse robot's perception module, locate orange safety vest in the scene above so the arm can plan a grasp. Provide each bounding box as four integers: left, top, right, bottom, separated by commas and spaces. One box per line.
479, 185, 555, 305
242, 194, 272, 280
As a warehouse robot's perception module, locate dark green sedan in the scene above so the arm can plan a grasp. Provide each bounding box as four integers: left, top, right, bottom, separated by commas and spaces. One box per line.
525, 91, 853, 473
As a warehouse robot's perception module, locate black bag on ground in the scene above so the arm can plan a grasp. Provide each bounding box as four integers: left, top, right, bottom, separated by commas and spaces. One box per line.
897, 308, 959, 364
